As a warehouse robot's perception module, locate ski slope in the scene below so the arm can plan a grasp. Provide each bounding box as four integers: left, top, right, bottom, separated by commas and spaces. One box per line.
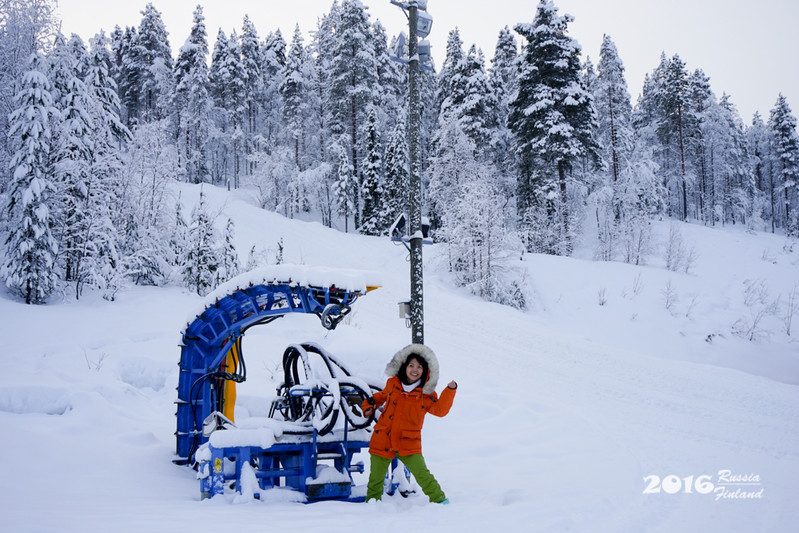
1, 182, 797, 532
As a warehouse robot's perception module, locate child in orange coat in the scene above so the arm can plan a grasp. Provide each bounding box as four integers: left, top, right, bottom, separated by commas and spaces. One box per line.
362, 344, 457, 503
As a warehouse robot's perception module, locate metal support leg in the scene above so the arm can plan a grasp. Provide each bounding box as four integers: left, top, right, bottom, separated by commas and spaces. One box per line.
236, 448, 251, 494
209, 445, 225, 497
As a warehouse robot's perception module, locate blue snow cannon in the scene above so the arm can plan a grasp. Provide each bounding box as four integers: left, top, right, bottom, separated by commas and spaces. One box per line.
175, 266, 380, 502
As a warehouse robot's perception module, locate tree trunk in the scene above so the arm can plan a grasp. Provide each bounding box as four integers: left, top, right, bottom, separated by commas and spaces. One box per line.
677, 104, 687, 221
699, 144, 706, 224
349, 66, 360, 232
769, 159, 776, 233
608, 86, 620, 221
558, 159, 571, 255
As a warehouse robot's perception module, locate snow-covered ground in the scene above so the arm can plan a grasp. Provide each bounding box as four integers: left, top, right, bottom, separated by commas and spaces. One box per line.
1, 182, 797, 532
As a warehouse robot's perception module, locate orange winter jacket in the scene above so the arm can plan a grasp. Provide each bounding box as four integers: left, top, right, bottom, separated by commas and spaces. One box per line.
363, 375, 456, 459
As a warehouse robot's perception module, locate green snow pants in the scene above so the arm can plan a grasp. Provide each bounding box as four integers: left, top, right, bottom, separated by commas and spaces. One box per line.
366, 453, 447, 503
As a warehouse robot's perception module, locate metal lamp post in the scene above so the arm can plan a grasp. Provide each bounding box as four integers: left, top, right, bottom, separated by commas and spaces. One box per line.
407, 2, 424, 345
390, 0, 431, 345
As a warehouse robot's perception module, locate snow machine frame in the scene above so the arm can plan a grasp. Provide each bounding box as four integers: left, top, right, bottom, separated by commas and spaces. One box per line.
175, 273, 379, 501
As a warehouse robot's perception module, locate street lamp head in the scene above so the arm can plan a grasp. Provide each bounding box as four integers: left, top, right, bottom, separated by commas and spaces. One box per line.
418, 39, 431, 64
416, 11, 433, 38
390, 0, 427, 10
390, 0, 430, 14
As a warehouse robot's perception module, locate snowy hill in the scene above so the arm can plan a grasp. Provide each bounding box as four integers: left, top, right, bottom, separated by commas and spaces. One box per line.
1, 182, 797, 533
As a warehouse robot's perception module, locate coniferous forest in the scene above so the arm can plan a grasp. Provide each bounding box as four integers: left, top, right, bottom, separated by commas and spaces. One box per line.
1, 0, 797, 306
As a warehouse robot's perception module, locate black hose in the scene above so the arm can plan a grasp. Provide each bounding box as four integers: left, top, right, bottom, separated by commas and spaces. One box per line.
273, 343, 376, 435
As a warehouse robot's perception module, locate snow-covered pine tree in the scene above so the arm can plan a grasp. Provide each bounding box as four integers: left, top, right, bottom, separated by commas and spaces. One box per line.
654, 54, 695, 221
208, 29, 247, 189
136, 2, 173, 122
372, 20, 405, 134
594, 49, 668, 264
169, 196, 188, 267
488, 26, 518, 192
703, 94, 750, 227
435, 28, 464, 121
630, 62, 669, 216
88, 32, 130, 144
67, 34, 91, 83
633, 63, 663, 133
261, 29, 286, 153
489, 26, 519, 113
229, 31, 248, 190
280, 25, 309, 169
297, 34, 325, 174
49, 34, 94, 293
418, 65, 438, 185
382, 115, 409, 230
582, 56, 596, 93
0, 0, 57, 189
725, 96, 754, 228
577, 56, 598, 193
87, 31, 131, 257
326, 0, 379, 231
182, 190, 220, 296
109, 25, 124, 84
359, 107, 385, 236
263, 30, 287, 88
590, 34, 635, 260
275, 237, 284, 265
174, 5, 211, 184
309, 3, 339, 166
332, 142, 355, 232
240, 15, 263, 175
746, 112, 771, 232
56, 33, 129, 299
680, 68, 711, 223
48, 33, 76, 110
768, 94, 799, 235
218, 217, 239, 285
440, 44, 499, 155
509, 0, 599, 255
245, 244, 260, 270
207, 29, 230, 185
594, 35, 633, 197
3, 54, 60, 303
111, 25, 142, 128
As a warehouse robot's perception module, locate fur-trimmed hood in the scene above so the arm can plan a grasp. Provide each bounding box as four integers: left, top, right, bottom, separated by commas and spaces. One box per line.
385, 344, 439, 395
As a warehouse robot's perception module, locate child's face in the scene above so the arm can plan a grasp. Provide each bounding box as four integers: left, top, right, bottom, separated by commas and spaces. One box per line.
405, 358, 424, 382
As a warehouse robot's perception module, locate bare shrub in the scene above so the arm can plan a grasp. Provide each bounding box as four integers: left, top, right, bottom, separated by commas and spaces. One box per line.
732, 279, 780, 341
662, 280, 679, 314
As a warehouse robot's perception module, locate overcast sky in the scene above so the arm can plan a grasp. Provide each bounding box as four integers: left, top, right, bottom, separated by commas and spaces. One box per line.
57, 0, 799, 123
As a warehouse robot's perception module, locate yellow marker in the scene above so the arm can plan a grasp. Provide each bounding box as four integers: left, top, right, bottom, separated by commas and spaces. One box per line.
222, 338, 240, 423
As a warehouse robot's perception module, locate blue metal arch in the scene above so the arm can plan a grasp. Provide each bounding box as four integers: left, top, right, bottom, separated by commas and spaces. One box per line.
175, 282, 367, 462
